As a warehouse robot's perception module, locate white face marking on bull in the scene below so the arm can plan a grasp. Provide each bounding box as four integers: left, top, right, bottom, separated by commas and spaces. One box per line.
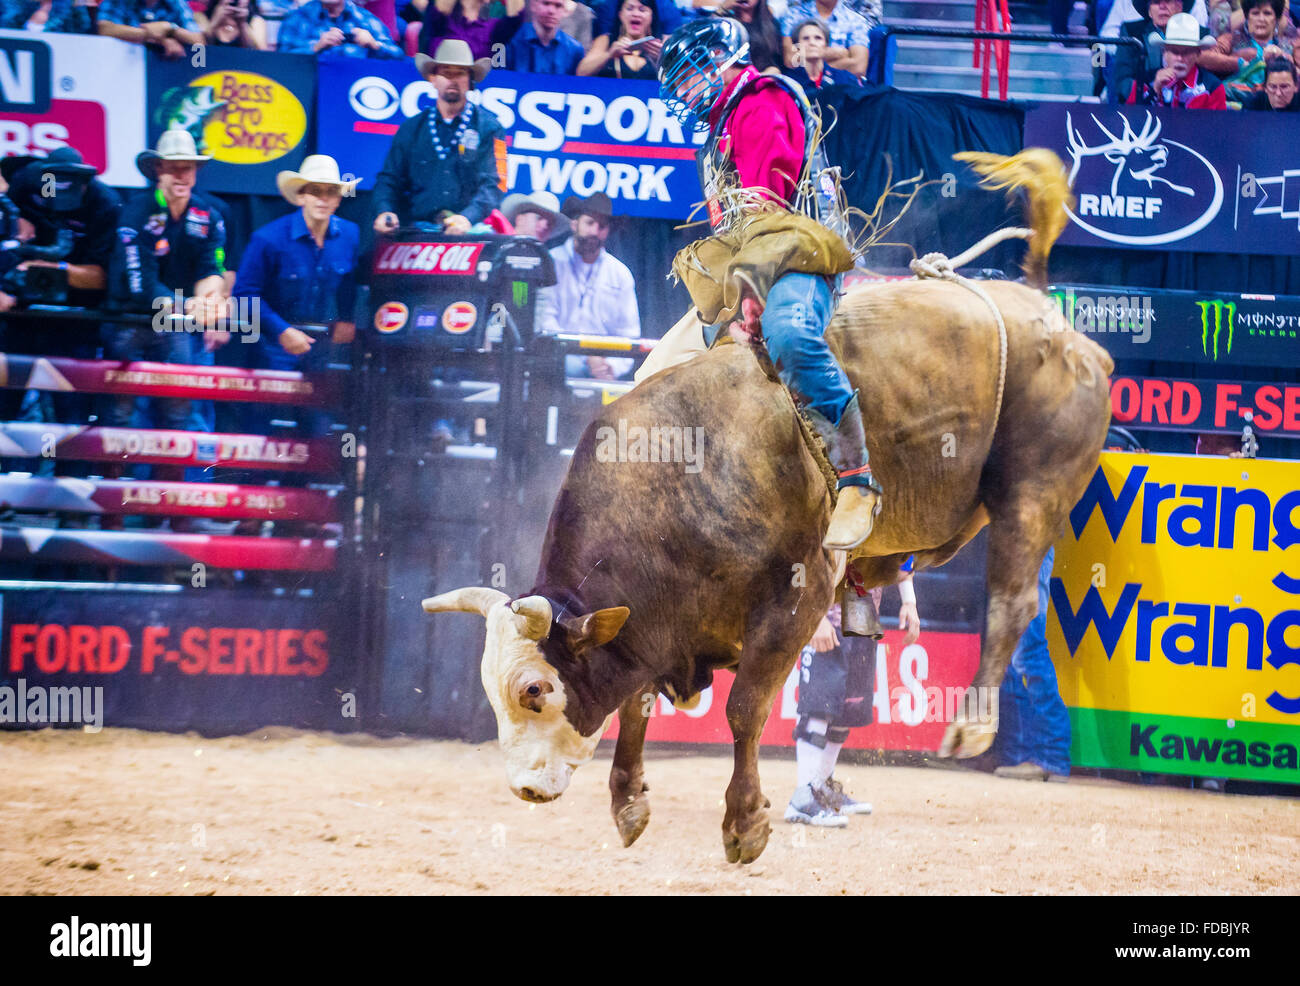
421, 589, 615, 804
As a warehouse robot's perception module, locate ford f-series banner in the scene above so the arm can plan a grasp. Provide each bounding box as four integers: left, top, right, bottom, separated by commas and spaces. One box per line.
317, 65, 705, 219
1025, 105, 1300, 254
1049, 452, 1300, 784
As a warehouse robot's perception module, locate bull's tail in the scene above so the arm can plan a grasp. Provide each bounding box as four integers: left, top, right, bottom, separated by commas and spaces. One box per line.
952, 149, 1073, 289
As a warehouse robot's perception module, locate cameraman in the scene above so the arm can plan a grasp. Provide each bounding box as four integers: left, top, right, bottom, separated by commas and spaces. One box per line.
0, 146, 122, 429
276, 0, 405, 58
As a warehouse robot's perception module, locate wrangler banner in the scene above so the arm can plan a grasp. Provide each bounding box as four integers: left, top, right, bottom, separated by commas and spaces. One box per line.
317, 65, 705, 219
1048, 452, 1300, 784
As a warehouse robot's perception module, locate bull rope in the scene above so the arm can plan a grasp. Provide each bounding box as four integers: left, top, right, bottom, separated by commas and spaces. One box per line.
908, 226, 1032, 436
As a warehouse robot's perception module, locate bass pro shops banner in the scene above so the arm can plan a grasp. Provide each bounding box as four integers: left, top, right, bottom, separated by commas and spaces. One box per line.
1049, 452, 1300, 784
317, 65, 705, 219
0, 29, 146, 188
146, 48, 315, 196
1025, 104, 1300, 254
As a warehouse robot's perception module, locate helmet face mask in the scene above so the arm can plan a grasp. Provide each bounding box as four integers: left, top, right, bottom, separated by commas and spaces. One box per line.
658, 20, 751, 133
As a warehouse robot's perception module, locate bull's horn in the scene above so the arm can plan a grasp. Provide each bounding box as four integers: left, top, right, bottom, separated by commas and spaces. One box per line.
509, 595, 553, 640
422, 587, 509, 617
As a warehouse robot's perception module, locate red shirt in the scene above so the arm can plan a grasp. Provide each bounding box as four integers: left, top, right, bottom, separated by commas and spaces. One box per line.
708, 66, 806, 203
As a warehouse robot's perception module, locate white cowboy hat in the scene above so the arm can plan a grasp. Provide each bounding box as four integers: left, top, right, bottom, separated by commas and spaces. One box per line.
415, 38, 492, 85
276, 154, 360, 205
136, 128, 211, 181
1151, 12, 1216, 48
500, 190, 564, 228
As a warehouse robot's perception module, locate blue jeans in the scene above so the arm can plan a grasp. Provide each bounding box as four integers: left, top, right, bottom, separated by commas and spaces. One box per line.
101, 325, 192, 431
760, 272, 854, 425
997, 546, 1072, 776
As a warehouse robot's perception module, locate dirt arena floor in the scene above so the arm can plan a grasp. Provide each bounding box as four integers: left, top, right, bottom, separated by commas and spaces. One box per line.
1, 727, 1297, 895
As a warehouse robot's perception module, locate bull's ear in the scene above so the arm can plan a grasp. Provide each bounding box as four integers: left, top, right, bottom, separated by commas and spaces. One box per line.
560, 606, 630, 655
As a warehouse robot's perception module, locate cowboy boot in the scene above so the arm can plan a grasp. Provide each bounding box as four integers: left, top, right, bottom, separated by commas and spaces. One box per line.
805, 392, 882, 550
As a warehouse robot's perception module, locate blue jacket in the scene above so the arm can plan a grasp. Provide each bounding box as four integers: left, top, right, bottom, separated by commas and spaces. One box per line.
233, 210, 360, 363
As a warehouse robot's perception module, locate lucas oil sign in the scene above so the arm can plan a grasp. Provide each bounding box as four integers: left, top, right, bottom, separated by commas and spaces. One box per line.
1049, 452, 1300, 784
1024, 105, 1300, 255
318, 65, 705, 219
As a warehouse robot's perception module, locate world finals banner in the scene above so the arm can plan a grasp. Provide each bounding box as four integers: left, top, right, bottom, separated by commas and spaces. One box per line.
1048, 452, 1300, 783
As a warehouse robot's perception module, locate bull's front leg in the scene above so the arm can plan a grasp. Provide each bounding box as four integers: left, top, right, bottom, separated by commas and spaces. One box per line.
609, 688, 653, 848
721, 661, 788, 864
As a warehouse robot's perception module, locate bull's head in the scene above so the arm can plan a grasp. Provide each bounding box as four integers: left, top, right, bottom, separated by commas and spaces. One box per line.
421, 587, 629, 803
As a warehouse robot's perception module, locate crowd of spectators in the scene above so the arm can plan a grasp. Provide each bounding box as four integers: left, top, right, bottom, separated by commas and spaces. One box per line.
0, 0, 884, 91
1104, 0, 1300, 107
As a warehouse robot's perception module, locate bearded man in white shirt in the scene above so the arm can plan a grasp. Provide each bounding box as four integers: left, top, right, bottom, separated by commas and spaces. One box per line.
536, 192, 641, 379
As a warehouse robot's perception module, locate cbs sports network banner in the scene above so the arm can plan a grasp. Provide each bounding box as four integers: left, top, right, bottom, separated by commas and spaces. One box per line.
318, 65, 705, 219
1049, 452, 1300, 784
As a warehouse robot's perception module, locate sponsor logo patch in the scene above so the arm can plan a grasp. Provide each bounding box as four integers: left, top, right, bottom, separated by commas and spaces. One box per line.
373, 301, 408, 333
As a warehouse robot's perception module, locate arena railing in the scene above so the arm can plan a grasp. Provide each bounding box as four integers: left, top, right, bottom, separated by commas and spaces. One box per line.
871, 25, 1144, 100
0, 306, 354, 585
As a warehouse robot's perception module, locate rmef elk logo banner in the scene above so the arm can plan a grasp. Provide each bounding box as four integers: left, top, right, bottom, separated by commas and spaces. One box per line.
318, 65, 706, 219
1024, 104, 1300, 254
1048, 452, 1300, 783
0, 30, 146, 187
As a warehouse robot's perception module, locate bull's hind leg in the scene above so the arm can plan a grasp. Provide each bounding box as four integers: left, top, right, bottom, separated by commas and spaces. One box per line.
939, 497, 1058, 758
609, 689, 652, 848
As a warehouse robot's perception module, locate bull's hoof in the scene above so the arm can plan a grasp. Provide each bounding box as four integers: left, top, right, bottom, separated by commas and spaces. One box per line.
723, 816, 771, 864
614, 796, 651, 848
938, 719, 998, 759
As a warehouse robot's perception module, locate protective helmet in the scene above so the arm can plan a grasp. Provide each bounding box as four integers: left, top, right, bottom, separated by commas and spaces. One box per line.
658, 17, 751, 133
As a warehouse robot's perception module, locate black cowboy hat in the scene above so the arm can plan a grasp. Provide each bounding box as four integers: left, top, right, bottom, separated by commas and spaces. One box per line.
1, 145, 97, 186
562, 192, 614, 221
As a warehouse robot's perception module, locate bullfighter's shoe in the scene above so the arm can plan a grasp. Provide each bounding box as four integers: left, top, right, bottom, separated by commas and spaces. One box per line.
784, 783, 849, 828
993, 764, 1055, 780
817, 776, 873, 816
805, 392, 883, 550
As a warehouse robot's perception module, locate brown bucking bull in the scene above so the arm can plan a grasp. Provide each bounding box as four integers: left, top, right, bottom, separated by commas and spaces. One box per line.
422, 151, 1114, 863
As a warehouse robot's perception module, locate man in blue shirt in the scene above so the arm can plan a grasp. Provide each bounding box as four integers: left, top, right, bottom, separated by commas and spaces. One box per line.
97, 0, 205, 57
507, 0, 585, 73
233, 155, 360, 435
276, 0, 404, 59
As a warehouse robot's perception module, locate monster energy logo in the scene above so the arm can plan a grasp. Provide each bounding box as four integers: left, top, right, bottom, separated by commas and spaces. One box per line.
512, 280, 528, 308
1197, 300, 1235, 360
1048, 288, 1153, 342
